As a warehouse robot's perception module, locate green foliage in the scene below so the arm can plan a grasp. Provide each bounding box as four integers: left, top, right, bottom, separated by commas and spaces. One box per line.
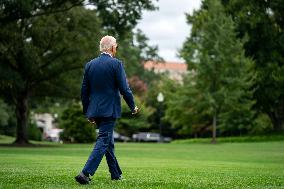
171, 0, 257, 139
92, 0, 157, 37
0, 99, 9, 126
27, 122, 42, 141
220, 0, 284, 131
0, 0, 157, 143
60, 102, 96, 143
116, 96, 153, 136
251, 113, 273, 134
145, 77, 182, 138
0, 0, 157, 38
0, 6, 102, 143
1, 6, 101, 98
164, 75, 208, 137
0, 99, 16, 136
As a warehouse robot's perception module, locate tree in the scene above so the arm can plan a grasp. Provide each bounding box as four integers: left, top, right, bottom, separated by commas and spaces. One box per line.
92, 0, 157, 37
164, 75, 210, 138
0, 0, 156, 37
0, 7, 101, 144
220, 0, 284, 131
176, 0, 255, 142
0, 0, 157, 144
0, 99, 9, 127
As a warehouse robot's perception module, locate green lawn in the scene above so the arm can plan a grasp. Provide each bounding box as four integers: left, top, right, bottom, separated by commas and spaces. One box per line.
0, 138, 284, 188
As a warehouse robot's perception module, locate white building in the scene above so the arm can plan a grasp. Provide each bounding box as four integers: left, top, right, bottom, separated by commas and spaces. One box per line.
33, 113, 62, 142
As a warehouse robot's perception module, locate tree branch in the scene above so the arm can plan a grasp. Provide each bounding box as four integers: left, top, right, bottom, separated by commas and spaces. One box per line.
38, 48, 67, 70
0, 47, 19, 71
31, 1, 86, 19
0, 0, 86, 24
39, 33, 79, 70
30, 64, 82, 87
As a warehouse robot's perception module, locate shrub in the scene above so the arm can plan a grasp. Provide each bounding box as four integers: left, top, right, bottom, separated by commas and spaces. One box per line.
28, 122, 42, 141
60, 102, 96, 143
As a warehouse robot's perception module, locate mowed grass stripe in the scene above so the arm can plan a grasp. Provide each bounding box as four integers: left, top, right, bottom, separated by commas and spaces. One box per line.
0, 142, 283, 189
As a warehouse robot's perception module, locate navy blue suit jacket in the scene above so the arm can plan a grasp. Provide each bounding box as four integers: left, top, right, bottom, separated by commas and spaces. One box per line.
81, 53, 135, 118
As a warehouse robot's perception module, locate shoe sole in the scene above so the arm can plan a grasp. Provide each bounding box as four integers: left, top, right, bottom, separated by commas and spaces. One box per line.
75, 176, 89, 185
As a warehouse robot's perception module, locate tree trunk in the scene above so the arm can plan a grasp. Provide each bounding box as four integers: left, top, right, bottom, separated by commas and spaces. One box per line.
272, 117, 284, 132
14, 91, 30, 144
211, 113, 217, 144
268, 112, 284, 132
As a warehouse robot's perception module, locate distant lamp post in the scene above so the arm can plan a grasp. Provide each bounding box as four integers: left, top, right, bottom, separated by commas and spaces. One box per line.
157, 92, 164, 142
157, 92, 164, 103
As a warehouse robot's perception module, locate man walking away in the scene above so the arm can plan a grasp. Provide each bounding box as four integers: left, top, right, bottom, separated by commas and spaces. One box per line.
75, 36, 139, 184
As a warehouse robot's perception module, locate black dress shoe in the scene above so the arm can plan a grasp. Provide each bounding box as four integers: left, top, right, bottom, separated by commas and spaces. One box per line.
75, 172, 90, 185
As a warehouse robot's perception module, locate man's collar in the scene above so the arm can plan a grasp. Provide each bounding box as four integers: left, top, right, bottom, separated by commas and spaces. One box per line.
101, 52, 113, 58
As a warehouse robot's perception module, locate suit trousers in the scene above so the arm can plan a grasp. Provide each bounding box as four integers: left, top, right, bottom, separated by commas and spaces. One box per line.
82, 117, 122, 179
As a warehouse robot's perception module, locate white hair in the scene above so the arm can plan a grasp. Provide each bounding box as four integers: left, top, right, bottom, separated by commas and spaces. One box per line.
99, 35, 117, 52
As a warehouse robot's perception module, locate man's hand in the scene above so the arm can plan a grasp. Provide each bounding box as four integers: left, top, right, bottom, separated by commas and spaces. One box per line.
132, 106, 139, 115
88, 118, 96, 124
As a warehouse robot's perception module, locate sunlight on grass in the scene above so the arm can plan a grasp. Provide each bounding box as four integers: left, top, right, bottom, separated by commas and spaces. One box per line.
0, 139, 284, 188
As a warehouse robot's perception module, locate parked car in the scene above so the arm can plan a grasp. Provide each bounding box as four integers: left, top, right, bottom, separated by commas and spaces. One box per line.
95, 130, 129, 142
132, 132, 172, 143
113, 131, 130, 142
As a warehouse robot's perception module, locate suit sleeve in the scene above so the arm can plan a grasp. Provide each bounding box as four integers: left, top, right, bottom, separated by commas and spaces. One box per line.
115, 61, 135, 111
81, 63, 90, 115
